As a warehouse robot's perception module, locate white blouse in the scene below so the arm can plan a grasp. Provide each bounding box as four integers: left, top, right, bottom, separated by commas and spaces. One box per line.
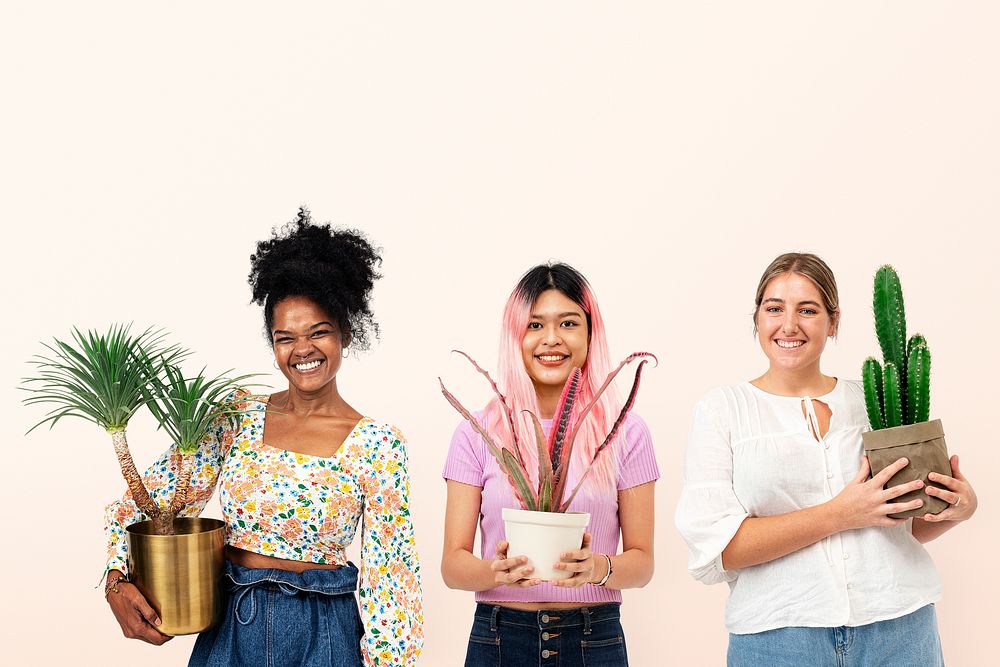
675, 380, 941, 634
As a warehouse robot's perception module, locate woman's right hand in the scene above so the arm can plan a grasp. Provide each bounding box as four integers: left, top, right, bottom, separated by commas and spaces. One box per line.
829, 456, 926, 530
106, 573, 172, 645
491, 540, 541, 588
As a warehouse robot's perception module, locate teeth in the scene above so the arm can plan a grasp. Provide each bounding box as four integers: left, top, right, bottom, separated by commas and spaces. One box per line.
776, 340, 804, 349
294, 360, 322, 370
538, 355, 566, 362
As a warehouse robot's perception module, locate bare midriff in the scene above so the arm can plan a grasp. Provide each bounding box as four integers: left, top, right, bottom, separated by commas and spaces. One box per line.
495, 600, 606, 611
225, 545, 343, 572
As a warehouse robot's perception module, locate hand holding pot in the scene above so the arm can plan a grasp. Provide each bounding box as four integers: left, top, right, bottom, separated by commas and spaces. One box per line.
491, 540, 541, 588
106, 573, 172, 645
830, 456, 926, 530
552, 532, 596, 588
920, 455, 978, 523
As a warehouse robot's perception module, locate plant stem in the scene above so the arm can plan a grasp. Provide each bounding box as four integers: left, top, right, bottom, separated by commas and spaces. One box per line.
111, 430, 159, 519
169, 452, 194, 517
152, 512, 174, 536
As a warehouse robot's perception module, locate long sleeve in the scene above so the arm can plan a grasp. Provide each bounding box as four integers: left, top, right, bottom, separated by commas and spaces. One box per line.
674, 396, 749, 586
358, 426, 423, 666
102, 393, 241, 578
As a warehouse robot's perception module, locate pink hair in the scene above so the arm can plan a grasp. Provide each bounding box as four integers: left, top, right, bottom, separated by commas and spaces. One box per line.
482, 270, 622, 495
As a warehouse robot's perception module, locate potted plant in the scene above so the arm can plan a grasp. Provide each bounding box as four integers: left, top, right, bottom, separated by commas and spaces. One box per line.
22, 324, 255, 635
440, 351, 655, 580
861, 265, 952, 518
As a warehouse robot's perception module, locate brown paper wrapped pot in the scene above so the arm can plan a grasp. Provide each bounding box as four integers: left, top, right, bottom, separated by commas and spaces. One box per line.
861, 419, 952, 519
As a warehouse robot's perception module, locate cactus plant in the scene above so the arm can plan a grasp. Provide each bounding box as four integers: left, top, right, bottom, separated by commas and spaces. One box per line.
861, 357, 884, 430
882, 361, 904, 428
441, 351, 656, 513
862, 265, 933, 429
907, 343, 931, 424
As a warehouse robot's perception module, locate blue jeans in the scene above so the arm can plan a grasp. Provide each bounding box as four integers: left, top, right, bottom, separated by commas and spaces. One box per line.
189, 561, 364, 667
728, 604, 944, 667
465, 602, 628, 667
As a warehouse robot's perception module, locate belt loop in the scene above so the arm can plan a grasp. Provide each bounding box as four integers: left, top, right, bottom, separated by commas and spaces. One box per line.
490, 605, 499, 632
582, 606, 592, 635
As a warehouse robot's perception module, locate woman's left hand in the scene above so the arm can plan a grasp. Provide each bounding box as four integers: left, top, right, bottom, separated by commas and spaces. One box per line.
920, 455, 978, 523
552, 532, 597, 587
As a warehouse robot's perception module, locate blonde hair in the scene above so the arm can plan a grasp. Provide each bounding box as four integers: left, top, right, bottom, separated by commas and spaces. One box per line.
753, 252, 840, 333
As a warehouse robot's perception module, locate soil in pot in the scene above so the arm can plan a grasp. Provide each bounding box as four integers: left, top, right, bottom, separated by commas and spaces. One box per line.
862, 419, 952, 519
501, 508, 590, 581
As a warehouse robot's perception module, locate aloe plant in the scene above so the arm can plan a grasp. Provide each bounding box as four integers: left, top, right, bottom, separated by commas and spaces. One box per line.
862, 265, 932, 430
441, 351, 656, 513
22, 324, 254, 534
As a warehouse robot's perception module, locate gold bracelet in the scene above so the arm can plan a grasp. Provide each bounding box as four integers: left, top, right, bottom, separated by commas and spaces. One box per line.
104, 576, 129, 598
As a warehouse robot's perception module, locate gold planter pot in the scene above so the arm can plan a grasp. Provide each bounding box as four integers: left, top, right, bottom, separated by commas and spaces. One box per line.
126, 517, 225, 636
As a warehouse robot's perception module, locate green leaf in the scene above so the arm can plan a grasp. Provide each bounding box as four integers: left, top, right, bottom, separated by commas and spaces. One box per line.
22, 324, 188, 433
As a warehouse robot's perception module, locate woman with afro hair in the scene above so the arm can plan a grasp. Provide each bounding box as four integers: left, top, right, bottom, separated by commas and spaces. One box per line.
103, 208, 423, 666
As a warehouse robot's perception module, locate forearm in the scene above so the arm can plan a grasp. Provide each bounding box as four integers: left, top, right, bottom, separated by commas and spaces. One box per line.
910, 518, 960, 544
596, 548, 653, 590
722, 503, 842, 571
441, 548, 497, 592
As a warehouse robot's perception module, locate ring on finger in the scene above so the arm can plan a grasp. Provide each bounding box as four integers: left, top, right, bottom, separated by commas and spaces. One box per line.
954, 495, 962, 507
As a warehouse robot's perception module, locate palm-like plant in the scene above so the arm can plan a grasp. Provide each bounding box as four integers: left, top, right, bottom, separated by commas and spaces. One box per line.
22, 324, 255, 535
22, 325, 186, 521
142, 361, 257, 533
440, 351, 656, 513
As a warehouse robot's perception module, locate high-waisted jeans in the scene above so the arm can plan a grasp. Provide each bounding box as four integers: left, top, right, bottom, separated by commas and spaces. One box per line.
464, 602, 628, 667
727, 603, 944, 667
189, 561, 364, 667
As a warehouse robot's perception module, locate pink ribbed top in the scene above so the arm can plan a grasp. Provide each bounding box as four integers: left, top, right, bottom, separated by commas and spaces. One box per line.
442, 412, 659, 603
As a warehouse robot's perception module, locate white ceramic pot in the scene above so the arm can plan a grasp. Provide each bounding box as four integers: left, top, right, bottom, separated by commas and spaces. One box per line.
501, 508, 591, 581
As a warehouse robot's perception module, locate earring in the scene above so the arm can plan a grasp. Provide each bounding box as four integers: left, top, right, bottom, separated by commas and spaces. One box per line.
342, 348, 350, 359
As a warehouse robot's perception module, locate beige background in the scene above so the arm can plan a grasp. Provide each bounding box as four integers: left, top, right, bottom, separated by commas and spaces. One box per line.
2, 2, 998, 665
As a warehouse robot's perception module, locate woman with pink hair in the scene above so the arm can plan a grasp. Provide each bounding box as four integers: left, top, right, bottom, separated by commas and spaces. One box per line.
441, 263, 659, 666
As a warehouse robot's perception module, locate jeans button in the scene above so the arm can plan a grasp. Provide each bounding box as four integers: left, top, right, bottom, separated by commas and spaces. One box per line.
542, 631, 550, 640
542, 650, 552, 658
541, 614, 550, 623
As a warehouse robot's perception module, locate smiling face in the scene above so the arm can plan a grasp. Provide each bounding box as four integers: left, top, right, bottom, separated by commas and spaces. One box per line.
271, 295, 347, 394
755, 272, 838, 375
520, 289, 590, 393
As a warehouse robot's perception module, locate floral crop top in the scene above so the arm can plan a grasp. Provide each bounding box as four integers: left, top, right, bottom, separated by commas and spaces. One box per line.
104, 390, 423, 666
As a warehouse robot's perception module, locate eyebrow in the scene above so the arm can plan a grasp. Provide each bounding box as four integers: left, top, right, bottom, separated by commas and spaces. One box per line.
272, 321, 336, 335
529, 311, 584, 319
762, 298, 823, 308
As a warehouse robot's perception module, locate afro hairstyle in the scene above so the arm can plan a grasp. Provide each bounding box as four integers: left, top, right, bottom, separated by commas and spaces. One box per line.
248, 207, 382, 350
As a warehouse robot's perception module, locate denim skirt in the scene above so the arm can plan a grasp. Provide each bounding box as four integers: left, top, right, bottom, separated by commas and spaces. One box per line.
189, 561, 364, 667
465, 602, 628, 667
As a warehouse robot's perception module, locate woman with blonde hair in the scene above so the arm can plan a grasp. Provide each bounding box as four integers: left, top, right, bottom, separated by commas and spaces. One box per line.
676, 252, 977, 666
442, 262, 659, 666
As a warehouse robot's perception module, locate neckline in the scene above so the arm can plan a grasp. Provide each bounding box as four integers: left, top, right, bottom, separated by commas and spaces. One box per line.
745, 377, 841, 401
254, 396, 370, 461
